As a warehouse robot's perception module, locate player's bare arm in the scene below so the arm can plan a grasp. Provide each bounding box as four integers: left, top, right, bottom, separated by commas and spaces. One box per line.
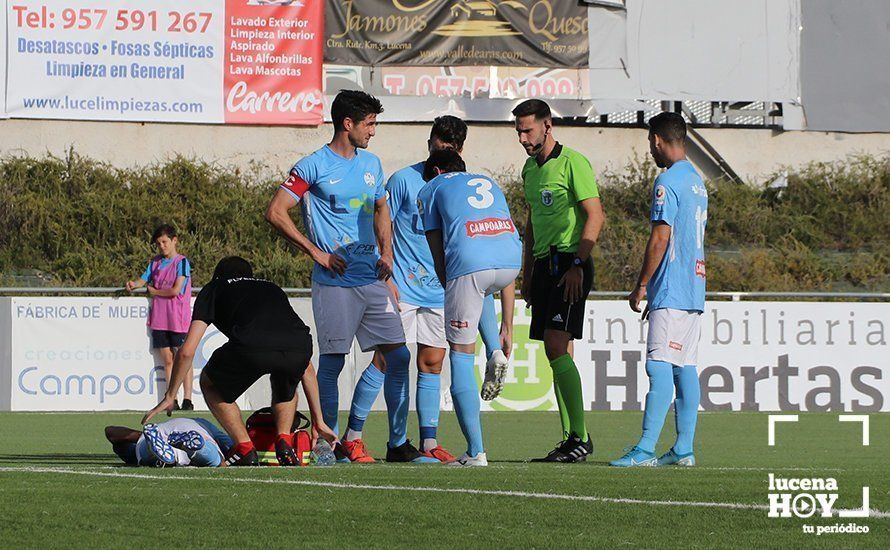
125, 278, 146, 292
499, 281, 516, 358
265, 188, 346, 275
374, 196, 394, 280
521, 212, 535, 302
628, 222, 671, 314
299, 363, 338, 447
558, 197, 604, 304
142, 320, 208, 424
424, 229, 447, 287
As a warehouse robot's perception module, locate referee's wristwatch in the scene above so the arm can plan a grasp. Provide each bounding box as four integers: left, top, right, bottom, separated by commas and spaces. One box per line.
571, 256, 584, 269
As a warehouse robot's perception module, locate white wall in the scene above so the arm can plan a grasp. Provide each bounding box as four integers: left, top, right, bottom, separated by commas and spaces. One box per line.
1, 119, 889, 185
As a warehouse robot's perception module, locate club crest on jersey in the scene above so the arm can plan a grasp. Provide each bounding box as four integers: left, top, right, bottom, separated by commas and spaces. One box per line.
695, 259, 707, 278
465, 217, 515, 237
541, 189, 553, 206
364, 172, 376, 187
416, 198, 423, 212
655, 185, 666, 206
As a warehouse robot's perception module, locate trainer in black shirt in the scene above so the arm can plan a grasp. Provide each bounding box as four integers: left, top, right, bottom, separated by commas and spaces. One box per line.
143, 256, 336, 466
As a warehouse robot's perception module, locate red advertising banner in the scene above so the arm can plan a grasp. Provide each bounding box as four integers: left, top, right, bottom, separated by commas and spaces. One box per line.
224, 0, 323, 125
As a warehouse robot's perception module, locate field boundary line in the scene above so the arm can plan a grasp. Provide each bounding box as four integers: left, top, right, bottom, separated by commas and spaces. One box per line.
0, 466, 885, 518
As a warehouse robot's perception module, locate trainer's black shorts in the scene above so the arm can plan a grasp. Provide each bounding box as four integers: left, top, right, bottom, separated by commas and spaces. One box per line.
202, 337, 312, 404
528, 252, 594, 341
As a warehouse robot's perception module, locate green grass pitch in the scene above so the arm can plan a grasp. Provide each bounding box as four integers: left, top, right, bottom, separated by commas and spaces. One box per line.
0, 411, 886, 548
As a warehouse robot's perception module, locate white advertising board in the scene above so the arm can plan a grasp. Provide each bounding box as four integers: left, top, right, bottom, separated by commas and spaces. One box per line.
2, 298, 887, 412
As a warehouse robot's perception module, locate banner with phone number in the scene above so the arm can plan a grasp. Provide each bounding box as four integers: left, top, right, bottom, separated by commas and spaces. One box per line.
5, 0, 323, 125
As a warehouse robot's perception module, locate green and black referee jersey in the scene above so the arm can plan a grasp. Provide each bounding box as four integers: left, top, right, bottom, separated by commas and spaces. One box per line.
521, 143, 599, 340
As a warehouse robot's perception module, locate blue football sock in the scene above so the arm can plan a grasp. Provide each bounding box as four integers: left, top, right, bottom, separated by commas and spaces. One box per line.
450, 350, 484, 456
478, 294, 500, 360
382, 346, 411, 448
188, 440, 222, 468
347, 364, 385, 434
672, 365, 700, 455
637, 360, 674, 454
317, 354, 345, 434
416, 372, 441, 444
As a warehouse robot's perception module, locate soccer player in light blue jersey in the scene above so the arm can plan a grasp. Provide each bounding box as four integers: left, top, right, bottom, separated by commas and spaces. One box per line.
419, 149, 522, 466
265, 90, 420, 463
365, 116, 507, 463
611, 112, 707, 468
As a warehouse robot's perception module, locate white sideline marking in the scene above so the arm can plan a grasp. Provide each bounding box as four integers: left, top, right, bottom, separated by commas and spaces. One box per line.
1, 466, 886, 518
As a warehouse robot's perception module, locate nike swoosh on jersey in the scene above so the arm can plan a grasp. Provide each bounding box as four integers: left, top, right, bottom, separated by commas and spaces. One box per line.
329, 179, 342, 184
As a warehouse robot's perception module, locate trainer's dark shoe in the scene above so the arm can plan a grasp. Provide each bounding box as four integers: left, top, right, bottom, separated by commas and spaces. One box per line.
530, 434, 592, 463
225, 448, 259, 467
180, 399, 194, 411
386, 440, 439, 463
172, 399, 181, 411
275, 438, 299, 466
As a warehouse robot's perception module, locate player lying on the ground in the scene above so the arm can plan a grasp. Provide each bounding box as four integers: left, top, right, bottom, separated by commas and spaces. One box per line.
418, 149, 522, 466
105, 417, 233, 467
142, 256, 337, 466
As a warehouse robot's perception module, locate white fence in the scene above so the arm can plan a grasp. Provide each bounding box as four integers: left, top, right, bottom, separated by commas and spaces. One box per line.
0, 292, 887, 412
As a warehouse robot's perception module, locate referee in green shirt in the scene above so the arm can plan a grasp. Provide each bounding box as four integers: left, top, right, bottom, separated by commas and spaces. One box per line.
513, 99, 605, 462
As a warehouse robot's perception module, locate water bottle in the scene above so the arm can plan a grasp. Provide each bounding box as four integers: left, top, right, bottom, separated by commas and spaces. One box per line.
311, 439, 336, 466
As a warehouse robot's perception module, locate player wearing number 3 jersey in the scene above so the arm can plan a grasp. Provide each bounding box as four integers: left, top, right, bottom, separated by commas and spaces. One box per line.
418, 149, 522, 466
612, 112, 708, 468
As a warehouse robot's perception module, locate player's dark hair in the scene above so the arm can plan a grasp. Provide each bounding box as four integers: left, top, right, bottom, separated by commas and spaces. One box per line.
213, 256, 253, 280
511, 99, 551, 120
423, 149, 466, 181
151, 224, 177, 242
331, 90, 383, 132
430, 115, 467, 149
648, 112, 687, 144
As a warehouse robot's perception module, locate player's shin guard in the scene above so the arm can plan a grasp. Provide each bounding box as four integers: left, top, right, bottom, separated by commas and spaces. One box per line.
478, 294, 500, 360
550, 355, 587, 442
449, 350, 484, 456
347, 364, 385, 437
637, 360, 673, 453
382, 346, 411, 448
318, 354, 346, 434
416, 372, 441, 448
672, 365, 700, 455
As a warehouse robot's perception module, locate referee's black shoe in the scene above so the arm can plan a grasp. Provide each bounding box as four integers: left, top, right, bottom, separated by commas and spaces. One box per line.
530, 434, 592, 463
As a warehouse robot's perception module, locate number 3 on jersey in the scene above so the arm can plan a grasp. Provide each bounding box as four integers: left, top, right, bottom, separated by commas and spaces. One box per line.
467, 178, 494, 209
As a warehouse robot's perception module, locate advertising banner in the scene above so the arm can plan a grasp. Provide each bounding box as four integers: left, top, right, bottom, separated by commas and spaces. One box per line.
2, 298, 886, 411
324, 0, 589, 68
6, 0, 323, 125
485, 301, 888, 413
324, 64, 596, 121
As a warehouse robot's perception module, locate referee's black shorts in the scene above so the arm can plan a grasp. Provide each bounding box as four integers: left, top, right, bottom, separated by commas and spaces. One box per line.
528, 253, 594, 341
202, 333, 313, 404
